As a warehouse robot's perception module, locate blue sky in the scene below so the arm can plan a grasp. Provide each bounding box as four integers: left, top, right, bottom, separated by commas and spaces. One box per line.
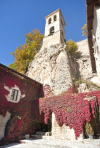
0, 0, 87, 67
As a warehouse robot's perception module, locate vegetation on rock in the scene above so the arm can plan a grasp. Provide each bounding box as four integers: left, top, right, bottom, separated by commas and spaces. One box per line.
74, 79, 100, 91
66, 39, 79, 57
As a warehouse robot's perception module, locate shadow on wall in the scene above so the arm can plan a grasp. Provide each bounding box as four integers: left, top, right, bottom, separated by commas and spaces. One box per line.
68, 51, 82, 82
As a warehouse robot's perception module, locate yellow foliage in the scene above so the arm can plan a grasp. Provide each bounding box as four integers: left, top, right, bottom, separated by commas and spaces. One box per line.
81, 24, 87, 36
9, 63, 17, 71
66, 39, 78, 57
9, 28, 44, 74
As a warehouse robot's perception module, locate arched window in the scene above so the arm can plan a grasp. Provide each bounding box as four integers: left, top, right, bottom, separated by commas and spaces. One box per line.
48, 18, 51, 24
54, 15, 57, 21
50, 26, 54, 34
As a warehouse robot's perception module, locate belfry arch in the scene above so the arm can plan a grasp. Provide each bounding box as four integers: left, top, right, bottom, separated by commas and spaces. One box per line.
50, 26, 54, 34
54, 15, 57, 21
48, 18, 51, 24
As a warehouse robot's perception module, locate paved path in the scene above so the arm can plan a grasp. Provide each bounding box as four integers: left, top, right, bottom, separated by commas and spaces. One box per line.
1, 139, 100, 148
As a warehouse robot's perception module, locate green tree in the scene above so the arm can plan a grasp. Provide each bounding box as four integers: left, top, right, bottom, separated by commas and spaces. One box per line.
9, 29, 44, 74
66, 39, 78, 57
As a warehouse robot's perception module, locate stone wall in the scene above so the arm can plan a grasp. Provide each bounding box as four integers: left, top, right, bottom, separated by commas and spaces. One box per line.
43, 31, 61, 49
52, 113, 84, 141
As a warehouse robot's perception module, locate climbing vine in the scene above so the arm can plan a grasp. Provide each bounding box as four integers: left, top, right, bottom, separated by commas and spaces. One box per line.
0, 66, 43, 145
39, 85, 100, 139
0, 64, 100, 145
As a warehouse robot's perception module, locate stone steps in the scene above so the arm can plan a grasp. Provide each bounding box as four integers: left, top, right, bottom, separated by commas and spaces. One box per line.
22, 132, 56, 140
23, 131, 74, 141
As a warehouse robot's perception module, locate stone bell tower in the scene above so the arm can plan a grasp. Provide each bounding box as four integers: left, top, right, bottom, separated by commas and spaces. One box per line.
43, 9, 66, 48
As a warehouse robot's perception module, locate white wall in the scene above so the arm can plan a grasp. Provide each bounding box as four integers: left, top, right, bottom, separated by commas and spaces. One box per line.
93, 6, 100, 79
45, 11, 60, 37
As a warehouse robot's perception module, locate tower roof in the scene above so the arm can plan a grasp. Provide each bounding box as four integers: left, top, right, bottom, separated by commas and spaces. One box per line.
45, 9, 66, 25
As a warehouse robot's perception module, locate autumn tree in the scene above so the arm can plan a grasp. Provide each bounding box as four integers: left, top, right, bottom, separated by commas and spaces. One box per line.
9, 29, 44, 74
81, 24, 87, 36
66, 39, 79, 57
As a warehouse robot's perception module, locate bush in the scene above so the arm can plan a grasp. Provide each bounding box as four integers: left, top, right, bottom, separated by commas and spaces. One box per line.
85, 122, 94, 135
66, 39, 79, 57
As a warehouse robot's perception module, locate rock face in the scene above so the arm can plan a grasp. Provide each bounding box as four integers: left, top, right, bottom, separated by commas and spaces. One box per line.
26, 39, 96, 94
26, 39, 97, 95
26, 44, 72, 95
76, 39, 93, 80
26, 39, 99, 141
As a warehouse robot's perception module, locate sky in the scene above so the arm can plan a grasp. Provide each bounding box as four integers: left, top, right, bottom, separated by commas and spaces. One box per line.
0, 0, 87, 67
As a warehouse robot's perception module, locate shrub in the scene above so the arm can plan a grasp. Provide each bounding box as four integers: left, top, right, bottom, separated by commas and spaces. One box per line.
66, 39, 79, 57
85, 122, 94, 135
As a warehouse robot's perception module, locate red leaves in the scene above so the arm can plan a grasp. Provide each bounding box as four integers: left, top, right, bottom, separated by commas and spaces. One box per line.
91, 99, 95, 118
43, 84, 53, 98
0, 67, 42, 145
39, 85, 100, 139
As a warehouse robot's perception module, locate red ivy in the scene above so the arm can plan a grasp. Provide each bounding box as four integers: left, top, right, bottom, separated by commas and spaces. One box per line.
1, 65, 100, 144
39, 85, 100, 139
0, 67, 42, 145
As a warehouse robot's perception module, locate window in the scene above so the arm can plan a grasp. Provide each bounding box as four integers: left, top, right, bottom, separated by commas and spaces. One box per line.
48, 18, 51, 24
50, 26, 54, 34
54, 15, 57, 21
11, 89, 19, 101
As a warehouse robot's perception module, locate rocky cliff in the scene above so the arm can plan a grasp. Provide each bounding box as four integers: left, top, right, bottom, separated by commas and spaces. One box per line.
26, 44, 72, 95
26, 39, 97, 95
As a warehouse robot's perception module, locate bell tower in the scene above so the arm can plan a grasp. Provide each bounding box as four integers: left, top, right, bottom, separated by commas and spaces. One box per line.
43, 9, 66, 48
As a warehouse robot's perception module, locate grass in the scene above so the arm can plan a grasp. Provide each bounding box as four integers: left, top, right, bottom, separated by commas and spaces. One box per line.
73, 79, 100, 90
